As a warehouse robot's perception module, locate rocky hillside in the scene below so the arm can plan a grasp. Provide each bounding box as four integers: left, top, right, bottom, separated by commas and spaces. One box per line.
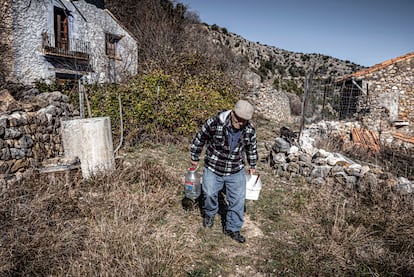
203, 24, 365, 87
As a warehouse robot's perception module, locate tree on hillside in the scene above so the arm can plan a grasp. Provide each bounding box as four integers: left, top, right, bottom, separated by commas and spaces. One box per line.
105, 0, 193, 71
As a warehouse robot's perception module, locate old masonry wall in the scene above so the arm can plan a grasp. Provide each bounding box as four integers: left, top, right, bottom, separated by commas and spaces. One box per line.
0, 88, 75, 185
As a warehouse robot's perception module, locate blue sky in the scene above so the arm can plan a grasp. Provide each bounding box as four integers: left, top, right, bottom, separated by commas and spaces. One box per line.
182, 0, 413, 67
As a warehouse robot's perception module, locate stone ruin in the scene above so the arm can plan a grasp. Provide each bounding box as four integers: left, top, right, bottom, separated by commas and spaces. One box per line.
266, 121, 414, 195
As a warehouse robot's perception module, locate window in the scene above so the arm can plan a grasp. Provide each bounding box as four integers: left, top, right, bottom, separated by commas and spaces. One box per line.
105, 33, 122, 59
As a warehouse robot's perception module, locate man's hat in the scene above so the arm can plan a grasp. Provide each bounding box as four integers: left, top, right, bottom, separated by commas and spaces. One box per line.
234, 100, 254, 120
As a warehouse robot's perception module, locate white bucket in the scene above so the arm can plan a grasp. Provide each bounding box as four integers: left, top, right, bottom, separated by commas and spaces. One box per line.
245, 175, 262, 200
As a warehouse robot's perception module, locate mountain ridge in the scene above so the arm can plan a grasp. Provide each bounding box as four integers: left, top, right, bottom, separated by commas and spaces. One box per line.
202, 23, 365, 86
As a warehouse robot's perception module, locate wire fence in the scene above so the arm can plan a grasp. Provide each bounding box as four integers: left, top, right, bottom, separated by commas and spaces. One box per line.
299, 74, 364, 127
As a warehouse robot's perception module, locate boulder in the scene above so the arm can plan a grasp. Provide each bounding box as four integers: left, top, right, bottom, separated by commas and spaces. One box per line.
0, 89, 21, 112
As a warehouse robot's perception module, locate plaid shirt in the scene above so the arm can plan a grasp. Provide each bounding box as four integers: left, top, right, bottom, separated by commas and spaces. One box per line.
190, 110, 258, 176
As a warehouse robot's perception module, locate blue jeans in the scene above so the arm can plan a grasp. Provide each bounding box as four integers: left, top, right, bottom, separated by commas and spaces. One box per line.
202, 167, 246, 232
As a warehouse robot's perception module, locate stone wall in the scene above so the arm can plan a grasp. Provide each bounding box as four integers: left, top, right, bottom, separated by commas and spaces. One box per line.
0, 0, 14, 83
357, 55, 414, 134
0, 89, 74, 185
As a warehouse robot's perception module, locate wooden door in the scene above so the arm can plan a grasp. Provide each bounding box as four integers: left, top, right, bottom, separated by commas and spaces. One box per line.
54, 7, 69, 50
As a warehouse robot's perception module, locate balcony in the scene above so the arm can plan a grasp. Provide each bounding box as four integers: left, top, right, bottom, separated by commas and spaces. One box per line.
41, 32, 90, 60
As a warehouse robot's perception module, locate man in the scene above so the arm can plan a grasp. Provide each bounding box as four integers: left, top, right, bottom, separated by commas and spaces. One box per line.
190, 99, 258, 243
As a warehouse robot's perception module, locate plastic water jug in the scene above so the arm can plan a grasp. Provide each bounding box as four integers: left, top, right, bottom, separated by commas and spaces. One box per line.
184, 166, 201, 200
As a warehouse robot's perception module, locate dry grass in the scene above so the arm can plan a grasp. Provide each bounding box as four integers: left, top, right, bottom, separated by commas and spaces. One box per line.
2, 118, 414, 276
309, 179, 414, 275
0, 159, 189, 276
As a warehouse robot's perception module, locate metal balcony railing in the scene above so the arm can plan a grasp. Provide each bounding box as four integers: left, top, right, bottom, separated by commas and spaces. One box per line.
41, 32, 90, 60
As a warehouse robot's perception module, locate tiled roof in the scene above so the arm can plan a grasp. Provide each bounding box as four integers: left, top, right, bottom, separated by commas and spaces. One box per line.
339, 52, 414, 81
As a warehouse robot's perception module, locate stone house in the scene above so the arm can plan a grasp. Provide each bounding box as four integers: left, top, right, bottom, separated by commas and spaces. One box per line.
336, 52, 414, 135
2, 0, 138, 85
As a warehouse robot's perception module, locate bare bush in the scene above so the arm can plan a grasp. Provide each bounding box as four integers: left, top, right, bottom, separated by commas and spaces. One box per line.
106, 0, 190, 71
183, 23, 250, 82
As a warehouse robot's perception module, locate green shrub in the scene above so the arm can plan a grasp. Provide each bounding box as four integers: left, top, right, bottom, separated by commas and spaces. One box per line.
211, 24, 219, 31
264, 60, 274, 71
288, 65, 306, 77
273, 78, 280, 88
87, 65, 239, 144
281, 79, 303, 96
275, 64, 286, 76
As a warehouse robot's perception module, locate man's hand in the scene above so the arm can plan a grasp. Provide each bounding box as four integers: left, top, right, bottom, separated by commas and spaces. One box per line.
249, 168, 256, 175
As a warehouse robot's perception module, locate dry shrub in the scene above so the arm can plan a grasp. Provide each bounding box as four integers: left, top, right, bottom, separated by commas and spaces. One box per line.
313, 134, 344, 153
0, 159, 190, 276
0, 173, 88, 276
302, 177, 414, 275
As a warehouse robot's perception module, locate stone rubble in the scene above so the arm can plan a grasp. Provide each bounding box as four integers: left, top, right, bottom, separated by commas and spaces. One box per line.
266, 122, 414, 195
